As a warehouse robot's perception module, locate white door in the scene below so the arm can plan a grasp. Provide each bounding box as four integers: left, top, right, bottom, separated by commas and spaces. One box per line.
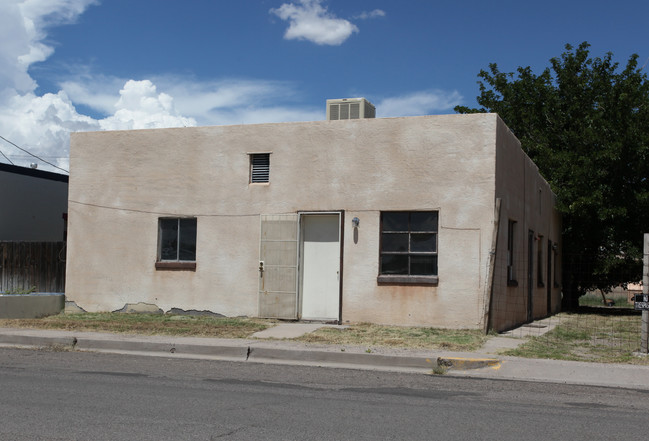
300, 214, 341, 321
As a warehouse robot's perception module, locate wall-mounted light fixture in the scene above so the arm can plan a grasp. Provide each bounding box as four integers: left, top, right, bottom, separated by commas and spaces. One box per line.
352, 217, 360, 228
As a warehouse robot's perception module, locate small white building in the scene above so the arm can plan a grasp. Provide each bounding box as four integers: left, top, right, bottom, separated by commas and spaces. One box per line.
66, 100, 561, 331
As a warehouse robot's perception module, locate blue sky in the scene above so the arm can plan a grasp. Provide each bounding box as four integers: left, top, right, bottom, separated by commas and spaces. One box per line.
0, 0, 647, 173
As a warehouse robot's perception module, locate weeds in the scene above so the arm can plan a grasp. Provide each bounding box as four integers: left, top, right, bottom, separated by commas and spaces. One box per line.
296, 323, 487, 351
3, 311, 644, 365
431, 364, 448, 375
505, 312, 648, 364
1, 313, 487, 351
0, 313, 271, 339
579, 291, 634, 308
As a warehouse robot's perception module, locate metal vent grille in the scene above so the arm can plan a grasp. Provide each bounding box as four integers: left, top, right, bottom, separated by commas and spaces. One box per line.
250, 153, 270, 183
339, 104, 349, 119
326, 98, 375, 120
349, 103, 360, 119
364, 103, 376, 118
329, 104, 339, 120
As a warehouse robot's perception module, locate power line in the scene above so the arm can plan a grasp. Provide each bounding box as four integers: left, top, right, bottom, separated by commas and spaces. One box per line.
0, 134, 69, 174
68, 199, 263, 217
0, 145, 14, 164
9, 155, 68, 159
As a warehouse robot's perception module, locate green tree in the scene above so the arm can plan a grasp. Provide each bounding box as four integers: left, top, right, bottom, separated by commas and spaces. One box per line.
456, 42, 649, 307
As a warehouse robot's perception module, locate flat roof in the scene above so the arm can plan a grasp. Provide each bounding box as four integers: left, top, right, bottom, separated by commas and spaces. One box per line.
0, 163, 69, 183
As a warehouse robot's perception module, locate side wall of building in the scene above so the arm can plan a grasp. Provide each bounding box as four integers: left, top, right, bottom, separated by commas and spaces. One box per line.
0, 165, 68, 241
67, 114, 500, 328
490, 118, 562, 331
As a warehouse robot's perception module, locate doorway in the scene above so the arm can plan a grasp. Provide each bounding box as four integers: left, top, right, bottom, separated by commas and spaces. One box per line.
547, 239, 552, 316
527, 230, 534, 322
299, 213, 341, 321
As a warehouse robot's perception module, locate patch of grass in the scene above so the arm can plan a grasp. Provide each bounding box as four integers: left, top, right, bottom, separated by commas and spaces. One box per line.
579, 291, 634, 308
504, 312, 649, 364
431, 364, 448, 375
0, 313, 485, 350
0, 313, 272, 339
39, 344, 74, 352
295, 323, 488, 351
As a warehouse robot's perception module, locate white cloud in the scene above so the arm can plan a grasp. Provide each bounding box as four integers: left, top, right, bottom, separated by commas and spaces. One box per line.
354, 9, 385, 20
157, 78, 326, 125
0, 77, 198, 172
0, 1, 320, 172
0, 89, 98, 172
270, 0, 358, 46
0, 0, 198, 172
0, 0, 99, 172
376, 90, 463, 117
0, 1, 459, 174
61, 74, 323, 126
157, 78, 296, 118
99, 80, 196, 131
59, 74, 125, 115
0, 0, 98, 93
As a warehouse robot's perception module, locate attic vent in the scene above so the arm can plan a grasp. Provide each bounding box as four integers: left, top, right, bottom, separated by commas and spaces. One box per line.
250, 153, 270, 183
326, 98, 375, 121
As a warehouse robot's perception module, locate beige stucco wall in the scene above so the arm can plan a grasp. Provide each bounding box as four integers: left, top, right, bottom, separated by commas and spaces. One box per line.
67, 113, 511, 328
491, 118, 562, 331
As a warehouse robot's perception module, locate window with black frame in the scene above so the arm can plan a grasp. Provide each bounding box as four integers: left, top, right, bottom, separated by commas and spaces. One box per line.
379, 211, 438, 283
156, 218, 197, 270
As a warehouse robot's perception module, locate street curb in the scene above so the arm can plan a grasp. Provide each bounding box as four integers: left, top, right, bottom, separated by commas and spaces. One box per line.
0, 333, 436, 372
246, 346, 434, 370
3, 330, 649, 391
0, 333, 77, 349
436, 356, 501, 370
0, 332, 502, 374
75, 337, 248, 360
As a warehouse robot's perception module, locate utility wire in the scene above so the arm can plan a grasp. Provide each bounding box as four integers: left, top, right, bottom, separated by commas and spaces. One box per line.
0, 145, 13, 164
0, 134, 69, 174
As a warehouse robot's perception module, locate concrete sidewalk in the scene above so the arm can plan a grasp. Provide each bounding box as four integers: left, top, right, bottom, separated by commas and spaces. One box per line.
1, 325, 648, 390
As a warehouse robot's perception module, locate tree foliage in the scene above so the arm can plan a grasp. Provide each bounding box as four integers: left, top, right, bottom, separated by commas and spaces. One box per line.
456, 42, 649, 305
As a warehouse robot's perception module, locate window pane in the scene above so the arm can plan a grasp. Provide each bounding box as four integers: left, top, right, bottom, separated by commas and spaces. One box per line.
410, 255, 437, 276
159, 219, 178, 260
382, 233, 408, 252
178, 218, 197, 261
410, 233, 436, 252
410, 212, 438, 232
380, 254, 408, 275
382, 212, 408, 231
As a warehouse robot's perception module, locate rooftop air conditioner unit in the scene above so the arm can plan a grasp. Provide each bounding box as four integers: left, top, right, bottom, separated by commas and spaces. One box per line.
326, 98, 375, 121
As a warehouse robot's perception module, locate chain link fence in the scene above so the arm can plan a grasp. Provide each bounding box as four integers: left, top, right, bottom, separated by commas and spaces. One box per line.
491, 252, 646, 358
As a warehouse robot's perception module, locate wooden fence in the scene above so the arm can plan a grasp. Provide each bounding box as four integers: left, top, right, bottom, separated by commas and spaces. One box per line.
0, 242, 66, 293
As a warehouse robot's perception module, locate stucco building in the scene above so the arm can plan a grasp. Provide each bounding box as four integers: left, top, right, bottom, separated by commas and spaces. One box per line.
66, 104, 560, 331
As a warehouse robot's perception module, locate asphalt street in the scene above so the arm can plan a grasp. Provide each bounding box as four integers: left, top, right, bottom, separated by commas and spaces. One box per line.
1, 348, 648, 440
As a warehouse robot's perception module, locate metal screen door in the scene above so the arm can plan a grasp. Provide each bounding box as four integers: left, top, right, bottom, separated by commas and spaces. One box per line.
258, 214, 299, 319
